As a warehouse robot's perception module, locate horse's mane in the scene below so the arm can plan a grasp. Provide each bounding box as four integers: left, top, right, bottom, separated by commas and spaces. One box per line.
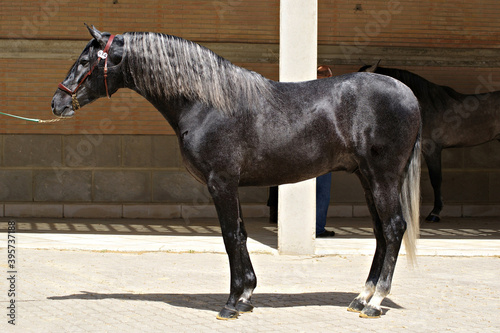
360, 65, 464, 111
122, 32, 275, 115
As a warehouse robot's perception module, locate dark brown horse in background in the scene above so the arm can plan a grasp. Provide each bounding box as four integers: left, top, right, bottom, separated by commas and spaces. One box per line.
52, 26, 421, 319
360, 63, 500, 222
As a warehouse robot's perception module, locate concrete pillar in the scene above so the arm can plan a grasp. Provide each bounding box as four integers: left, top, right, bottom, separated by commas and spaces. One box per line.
278, 0, 318, 255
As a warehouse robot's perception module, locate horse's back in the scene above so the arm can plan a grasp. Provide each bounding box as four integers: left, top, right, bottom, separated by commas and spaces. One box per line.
312, 72, 421, 150
234, 73, 421, 186
423, 90, 500, 147
333, 72, 419, 117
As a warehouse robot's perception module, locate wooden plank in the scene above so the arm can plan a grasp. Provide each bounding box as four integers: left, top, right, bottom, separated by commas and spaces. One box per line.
2, 39, 500, 67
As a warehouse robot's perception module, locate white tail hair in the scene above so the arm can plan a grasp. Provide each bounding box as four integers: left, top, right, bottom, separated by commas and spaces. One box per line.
400, 130, 421, 266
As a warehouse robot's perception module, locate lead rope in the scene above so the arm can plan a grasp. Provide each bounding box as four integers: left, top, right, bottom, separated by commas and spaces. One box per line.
0, 111, 67, 123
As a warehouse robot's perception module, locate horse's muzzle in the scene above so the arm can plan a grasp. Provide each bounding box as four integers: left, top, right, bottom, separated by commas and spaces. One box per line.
51, 97, 75, 118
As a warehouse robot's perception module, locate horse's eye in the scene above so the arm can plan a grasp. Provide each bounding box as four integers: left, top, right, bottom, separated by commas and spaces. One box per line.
79, 59, 89, 66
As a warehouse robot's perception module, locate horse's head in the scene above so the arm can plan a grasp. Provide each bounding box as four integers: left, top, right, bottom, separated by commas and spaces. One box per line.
51, 25, 125, 117
358, 60, 382, 73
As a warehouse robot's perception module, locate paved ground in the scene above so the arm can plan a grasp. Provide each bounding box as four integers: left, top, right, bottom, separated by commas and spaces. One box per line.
0, 217, 499, 332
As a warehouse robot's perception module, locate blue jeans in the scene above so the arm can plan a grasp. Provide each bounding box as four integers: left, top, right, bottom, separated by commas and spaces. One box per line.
316, 173, 332, 235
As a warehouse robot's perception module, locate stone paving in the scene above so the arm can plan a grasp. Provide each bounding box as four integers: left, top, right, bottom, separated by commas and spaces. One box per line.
0, 217, 499, 332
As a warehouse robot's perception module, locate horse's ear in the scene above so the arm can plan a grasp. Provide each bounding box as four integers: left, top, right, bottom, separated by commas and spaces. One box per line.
366, 59, 381, 73
85, 23, 106, 48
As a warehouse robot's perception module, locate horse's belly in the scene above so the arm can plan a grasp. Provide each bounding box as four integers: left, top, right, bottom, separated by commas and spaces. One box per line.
238, 152, 356, 187
440, 126, 500, 148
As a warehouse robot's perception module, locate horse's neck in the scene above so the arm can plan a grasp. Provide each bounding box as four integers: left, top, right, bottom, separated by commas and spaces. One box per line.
123, 33, 278, 118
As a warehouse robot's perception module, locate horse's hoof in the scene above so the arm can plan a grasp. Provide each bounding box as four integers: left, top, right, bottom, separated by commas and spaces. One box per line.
216, 306, 239, 320
347, 299, 365, 313
425, 214, 440, 223
236, 300, 254, 313
359, 305, 382, 319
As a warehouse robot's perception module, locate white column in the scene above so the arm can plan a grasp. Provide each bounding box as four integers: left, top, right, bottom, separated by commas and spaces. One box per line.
278, 0, 317, 255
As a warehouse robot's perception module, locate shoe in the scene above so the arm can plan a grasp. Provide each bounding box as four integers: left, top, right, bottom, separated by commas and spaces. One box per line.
316, 230, 335, 238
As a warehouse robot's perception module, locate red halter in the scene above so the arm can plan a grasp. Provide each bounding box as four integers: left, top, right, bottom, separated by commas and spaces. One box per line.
58, 35, 115, 111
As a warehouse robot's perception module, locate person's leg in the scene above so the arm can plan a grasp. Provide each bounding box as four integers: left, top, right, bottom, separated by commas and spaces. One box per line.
316, 173, 332, 236
267, 186, 278, 223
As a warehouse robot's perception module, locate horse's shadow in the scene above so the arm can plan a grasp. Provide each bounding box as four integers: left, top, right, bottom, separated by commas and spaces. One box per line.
48, 291, 403, 313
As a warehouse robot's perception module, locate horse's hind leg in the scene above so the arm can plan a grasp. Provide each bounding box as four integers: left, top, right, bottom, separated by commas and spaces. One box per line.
365, 185, 406, 318
207, 174, 257, 320
348, 171, 386, 314
351, 171, 407, 318
423, 148, 443, 222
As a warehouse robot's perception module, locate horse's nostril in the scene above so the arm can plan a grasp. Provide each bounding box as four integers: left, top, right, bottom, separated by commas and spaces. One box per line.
51, 99, 55, 110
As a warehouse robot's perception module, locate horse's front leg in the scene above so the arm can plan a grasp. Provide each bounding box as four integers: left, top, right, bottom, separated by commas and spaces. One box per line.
207, 175, 257, 320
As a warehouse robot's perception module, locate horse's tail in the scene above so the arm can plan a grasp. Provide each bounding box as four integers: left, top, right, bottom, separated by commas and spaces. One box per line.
400, 127, 421, 266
